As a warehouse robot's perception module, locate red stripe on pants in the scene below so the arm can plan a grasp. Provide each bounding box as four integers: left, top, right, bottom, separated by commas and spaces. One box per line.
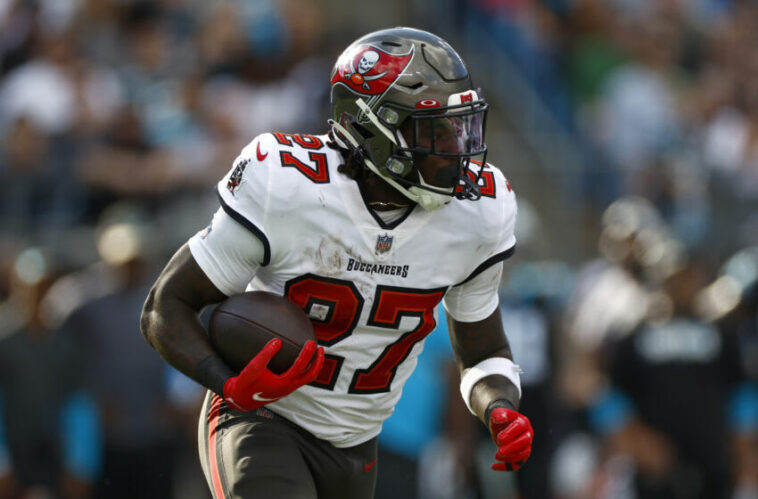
208, 394, 226, 499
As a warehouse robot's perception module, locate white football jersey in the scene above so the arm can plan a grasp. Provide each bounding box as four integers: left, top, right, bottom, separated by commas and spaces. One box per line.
189, 132, 517, 447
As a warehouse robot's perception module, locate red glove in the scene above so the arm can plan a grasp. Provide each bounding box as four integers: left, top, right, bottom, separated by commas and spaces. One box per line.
489, 407, 533, 471
223, 338, 324, 411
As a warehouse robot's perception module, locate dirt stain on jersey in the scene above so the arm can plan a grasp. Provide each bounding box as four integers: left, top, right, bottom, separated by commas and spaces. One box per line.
303, 236, 357, 278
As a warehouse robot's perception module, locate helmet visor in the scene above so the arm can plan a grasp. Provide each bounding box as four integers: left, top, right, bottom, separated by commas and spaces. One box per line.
408, 108, 486, 157
396, 101, 486, 158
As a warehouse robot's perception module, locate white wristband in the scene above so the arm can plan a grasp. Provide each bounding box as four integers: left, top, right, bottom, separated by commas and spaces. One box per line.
459, 357, 522, 415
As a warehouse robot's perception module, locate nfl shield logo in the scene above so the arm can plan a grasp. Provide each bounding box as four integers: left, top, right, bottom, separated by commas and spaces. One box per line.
375, 234, 393, 254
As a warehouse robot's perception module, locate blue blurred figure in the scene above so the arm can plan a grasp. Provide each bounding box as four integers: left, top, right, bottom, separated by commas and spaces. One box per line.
374, 304, 464, 499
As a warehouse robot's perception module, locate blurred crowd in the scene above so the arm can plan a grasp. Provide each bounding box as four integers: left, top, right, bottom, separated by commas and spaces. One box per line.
1, 0, 758, 498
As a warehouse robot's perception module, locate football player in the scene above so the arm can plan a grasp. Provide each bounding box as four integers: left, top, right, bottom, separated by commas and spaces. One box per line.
141, 27, 533, 498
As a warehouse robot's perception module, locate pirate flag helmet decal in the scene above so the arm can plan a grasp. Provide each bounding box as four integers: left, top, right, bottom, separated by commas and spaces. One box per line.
329, 27, 488, 211
331, 45, 414, 95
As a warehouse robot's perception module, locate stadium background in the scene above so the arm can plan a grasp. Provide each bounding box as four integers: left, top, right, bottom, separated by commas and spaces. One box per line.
1, 0, 757, 498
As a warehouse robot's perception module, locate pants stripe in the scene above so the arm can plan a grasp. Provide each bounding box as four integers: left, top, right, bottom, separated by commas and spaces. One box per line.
208, 394, 226, 499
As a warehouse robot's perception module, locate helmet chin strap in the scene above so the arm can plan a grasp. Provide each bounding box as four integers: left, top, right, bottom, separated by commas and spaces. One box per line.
365, 155, 451, 211
329, 114, 453, 211
407, 185, 453, 211
328, 119, 359, 150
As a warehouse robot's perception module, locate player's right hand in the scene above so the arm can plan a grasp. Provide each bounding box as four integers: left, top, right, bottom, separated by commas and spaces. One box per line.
222, 338, 324, 411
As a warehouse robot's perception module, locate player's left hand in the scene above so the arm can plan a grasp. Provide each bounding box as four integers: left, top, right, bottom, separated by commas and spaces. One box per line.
489, 407, 533, 471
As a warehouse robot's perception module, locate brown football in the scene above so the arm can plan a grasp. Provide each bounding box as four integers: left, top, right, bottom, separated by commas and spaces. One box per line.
208, 291, 316, 374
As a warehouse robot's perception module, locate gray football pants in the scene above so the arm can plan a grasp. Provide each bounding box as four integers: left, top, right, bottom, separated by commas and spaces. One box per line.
198, 391, 378, 499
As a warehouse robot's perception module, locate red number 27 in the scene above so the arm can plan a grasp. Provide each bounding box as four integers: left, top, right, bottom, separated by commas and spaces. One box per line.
285, 274, 446, 394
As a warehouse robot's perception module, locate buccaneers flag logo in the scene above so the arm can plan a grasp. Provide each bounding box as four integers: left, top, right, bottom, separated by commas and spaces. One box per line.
226, 158, 249, 196
331, 45, 414, 95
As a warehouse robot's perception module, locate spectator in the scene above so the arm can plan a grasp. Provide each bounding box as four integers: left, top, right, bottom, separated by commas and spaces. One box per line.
592, 254, 756, 498
0, 247, 100, 499
375, 305, 472, 499
60, 221, 181, 499
499, 261, 573, 498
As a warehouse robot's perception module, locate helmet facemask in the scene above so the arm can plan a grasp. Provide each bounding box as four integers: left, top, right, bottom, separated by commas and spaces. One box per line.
331, 94, 488, 211
382, 97, 488, 202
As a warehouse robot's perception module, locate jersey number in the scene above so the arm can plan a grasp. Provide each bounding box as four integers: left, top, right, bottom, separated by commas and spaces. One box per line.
280, 151, 329, 183
457, 160, 496, 198
275, 133, 329, 183
285, 274, 446, 393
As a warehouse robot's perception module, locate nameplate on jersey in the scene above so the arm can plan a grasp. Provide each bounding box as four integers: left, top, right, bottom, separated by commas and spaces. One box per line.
346, 258, 409, 278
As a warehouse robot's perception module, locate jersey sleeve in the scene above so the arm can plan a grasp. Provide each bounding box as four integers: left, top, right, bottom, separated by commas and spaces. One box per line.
443, 166, 517, 322
214, 134, 276, 265
467, 165, 517, 277
188, 208, 266, 296
443, 261, 504, 322
187, 134, 275, 295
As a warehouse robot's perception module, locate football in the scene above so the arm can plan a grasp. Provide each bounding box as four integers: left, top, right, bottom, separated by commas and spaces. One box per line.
208, 291, 316, 374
